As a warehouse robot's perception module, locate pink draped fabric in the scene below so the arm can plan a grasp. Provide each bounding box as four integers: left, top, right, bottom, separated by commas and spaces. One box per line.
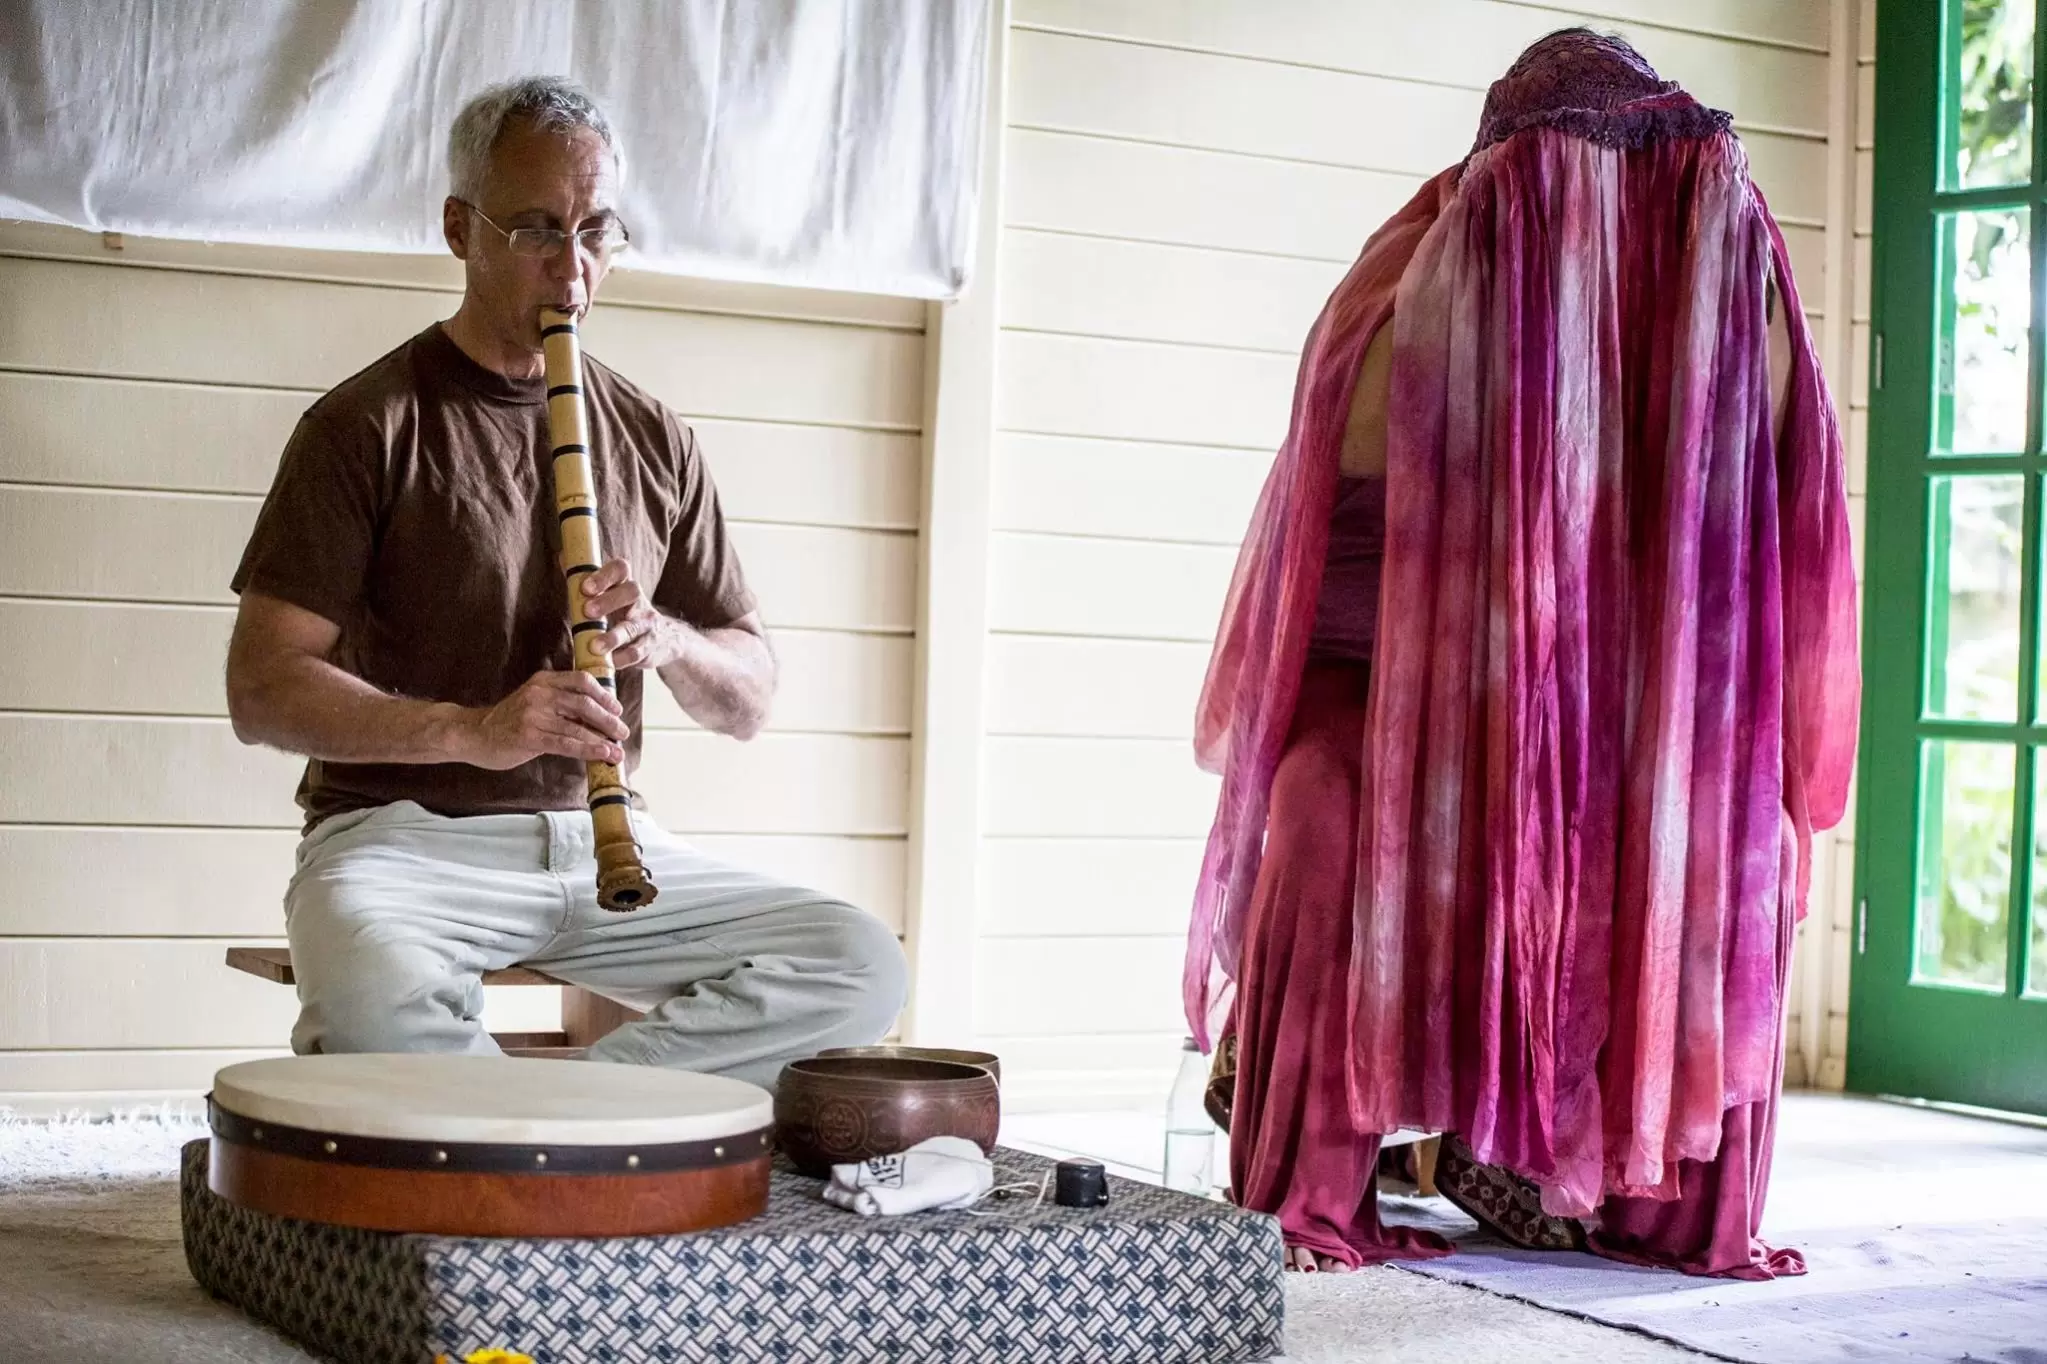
1186, 36, 1859, 1273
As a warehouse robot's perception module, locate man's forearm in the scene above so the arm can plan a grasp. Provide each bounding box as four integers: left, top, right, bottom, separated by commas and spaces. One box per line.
229, 652, 476, 765
654, 618, 775, 740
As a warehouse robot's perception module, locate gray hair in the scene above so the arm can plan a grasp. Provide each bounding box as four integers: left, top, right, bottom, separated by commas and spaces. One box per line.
446, 75, 626, 202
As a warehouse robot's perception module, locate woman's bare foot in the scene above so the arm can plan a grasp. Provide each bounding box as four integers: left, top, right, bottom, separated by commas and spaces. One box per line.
1285, 1245, 1355, 1273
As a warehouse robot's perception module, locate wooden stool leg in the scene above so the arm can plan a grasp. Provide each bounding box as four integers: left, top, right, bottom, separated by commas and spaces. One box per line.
562, 987, 646, 1049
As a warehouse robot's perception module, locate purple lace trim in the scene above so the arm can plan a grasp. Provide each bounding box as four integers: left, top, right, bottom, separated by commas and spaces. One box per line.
1469, 29, 1734, 154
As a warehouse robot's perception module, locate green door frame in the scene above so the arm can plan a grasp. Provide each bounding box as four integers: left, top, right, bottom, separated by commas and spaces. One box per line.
1850, 0, 2047, 1117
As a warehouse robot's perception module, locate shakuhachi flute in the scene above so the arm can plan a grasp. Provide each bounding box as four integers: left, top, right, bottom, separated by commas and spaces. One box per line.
540, 306, 658, 911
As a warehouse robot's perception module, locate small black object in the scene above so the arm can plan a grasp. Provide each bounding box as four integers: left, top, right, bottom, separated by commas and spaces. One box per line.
1054, 1158, 1110, 1208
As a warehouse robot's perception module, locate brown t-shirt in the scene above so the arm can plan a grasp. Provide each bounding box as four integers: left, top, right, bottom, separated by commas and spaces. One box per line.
231, 322, 755, 830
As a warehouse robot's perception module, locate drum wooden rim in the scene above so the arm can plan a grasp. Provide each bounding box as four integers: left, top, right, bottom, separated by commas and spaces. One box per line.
208, 1139, 772, 1237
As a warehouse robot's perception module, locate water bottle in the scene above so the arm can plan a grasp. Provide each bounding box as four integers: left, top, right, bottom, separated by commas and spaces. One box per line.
1162, 1035, 1216, 1195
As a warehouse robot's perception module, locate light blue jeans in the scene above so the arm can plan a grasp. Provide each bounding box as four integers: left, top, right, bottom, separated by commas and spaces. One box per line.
283, 800, 907, 1092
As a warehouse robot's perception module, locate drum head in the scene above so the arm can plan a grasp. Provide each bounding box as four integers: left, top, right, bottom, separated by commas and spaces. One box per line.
211, 1053, 772, 1145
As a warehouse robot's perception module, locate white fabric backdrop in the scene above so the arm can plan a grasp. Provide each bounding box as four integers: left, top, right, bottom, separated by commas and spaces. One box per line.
0, 0, 990, 299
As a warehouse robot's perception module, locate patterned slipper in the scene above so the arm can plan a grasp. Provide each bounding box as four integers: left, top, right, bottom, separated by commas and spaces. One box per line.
1432, 1134, 1588, 1252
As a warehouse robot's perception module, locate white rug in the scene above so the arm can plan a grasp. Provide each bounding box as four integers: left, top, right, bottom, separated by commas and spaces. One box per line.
1393, 1095, 2047, 1364
0, 1106, 1706, 1363
0, 1106, 208, 1183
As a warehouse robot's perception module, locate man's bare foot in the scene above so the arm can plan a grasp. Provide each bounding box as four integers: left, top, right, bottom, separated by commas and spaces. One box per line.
1285, 1245, 1354, 1273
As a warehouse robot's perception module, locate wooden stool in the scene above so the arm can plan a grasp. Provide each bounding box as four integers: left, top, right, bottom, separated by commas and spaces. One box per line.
223, 947, 645, 1056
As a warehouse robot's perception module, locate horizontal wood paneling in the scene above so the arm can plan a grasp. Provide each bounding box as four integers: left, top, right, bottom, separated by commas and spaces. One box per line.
1004, 134, 1825, 288
1529, 0, 1828, 48
0, 827, 295, 936
689, 419, 922, 530
583, 305, 925, 432
979, 838, 1204, 937
1014, 1, 1828, 81
0, 370, 305, 494
1, 715, 304, 827
0, 255, 924, 431
1857, 61, 1874, 149
2, 715, 909, 837
974, 935, 1184, 1036
1013, 24, 1825, 221
983, 737, 1218, 839
0, 600, 909, 736
997, 331, 1296, 449
1001, 230, 1339, 353
0, 487, 915, 631
682, 835, 908, 931
0, 600, 234, 717
643, 630, 914, 734
735, 525, 918, 633
1010, 27, 1479, 177
989, 533, 1235, 643
0, 940, 561, 1049
1005, 128, 1421, 262
1851, 321, 1870, 408
0, 372, 919, 529
0, 222, 927, 331
0, 939, 295, 1047
1847, 406, 1868, 499
985, 635, 1207, 739
0, 827, 904, 937
0, 1048, 286, 1093
991, 432, 1269, 545
0, 485, 254, 606
1014, 3, 1829, 132
637, 732, 911, 837
999, 271, 1821, 455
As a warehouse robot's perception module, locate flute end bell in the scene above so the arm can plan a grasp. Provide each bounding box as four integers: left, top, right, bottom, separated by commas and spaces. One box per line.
597, 863, 657, 914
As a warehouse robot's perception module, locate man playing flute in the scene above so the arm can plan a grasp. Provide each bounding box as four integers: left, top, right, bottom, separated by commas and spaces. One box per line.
223, 76, 907, 1093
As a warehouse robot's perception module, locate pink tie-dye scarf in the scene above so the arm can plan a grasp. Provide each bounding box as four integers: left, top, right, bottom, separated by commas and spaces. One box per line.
1185, 32, 1859, 1216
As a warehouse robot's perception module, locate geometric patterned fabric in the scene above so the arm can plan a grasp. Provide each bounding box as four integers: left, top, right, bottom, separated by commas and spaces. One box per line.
180, 1139, 1286, 1363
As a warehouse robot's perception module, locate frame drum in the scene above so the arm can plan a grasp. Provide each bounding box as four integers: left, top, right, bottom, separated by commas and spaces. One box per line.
207, 1054, 774, 1237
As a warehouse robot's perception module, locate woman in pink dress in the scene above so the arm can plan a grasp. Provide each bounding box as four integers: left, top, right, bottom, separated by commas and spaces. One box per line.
1186, 30, 1861, 1277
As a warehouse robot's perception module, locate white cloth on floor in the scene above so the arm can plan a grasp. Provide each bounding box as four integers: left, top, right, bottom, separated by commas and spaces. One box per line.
821, 1136, 994, 1217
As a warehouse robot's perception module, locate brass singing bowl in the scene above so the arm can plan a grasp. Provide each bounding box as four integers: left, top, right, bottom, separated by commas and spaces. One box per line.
813, 1045, 1001, 1085
773, 1056, 1000, 1178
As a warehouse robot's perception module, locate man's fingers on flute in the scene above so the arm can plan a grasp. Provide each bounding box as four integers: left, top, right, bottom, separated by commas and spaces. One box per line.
541, 724, 623, 765
595, 614, 652, 666
557, 691, 630, 742
534, 669, 622, 714
580, 559, 637, 617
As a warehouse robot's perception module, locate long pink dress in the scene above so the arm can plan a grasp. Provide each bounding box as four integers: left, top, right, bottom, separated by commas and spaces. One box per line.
1190, 33, 1858, 1278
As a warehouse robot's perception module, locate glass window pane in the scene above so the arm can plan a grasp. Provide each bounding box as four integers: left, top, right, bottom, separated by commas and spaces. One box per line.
1925, 475, 2024, 721
1935, 208, 2032, 455
1916, 740, 2015, 990
2032, 885, 2047, 997
2031, 760, 2047, 998
1949, 0, 2036, 190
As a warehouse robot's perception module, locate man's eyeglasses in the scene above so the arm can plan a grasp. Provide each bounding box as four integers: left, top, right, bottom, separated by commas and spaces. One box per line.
457, 200, 631, 260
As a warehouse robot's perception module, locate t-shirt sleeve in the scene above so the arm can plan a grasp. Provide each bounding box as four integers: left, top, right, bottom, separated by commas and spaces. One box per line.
229, 407, 379, 628
652, 416, 758, 628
